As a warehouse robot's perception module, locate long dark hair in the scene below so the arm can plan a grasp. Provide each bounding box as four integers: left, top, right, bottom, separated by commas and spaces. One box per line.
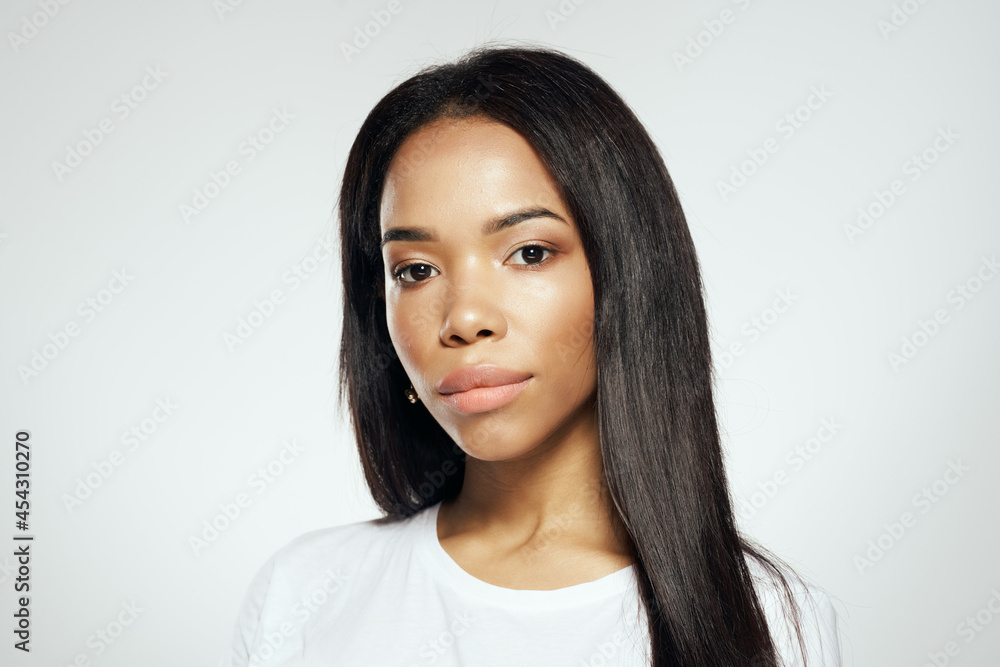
337, 43, 811, 666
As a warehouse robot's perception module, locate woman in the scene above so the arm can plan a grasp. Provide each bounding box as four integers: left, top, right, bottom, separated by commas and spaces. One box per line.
227, 44, 841, 666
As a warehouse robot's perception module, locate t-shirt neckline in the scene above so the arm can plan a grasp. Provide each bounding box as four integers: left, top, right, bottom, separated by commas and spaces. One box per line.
416, 500, 637, 611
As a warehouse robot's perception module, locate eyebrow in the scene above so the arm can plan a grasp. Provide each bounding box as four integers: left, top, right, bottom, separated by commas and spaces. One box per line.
380, 207, 567, 250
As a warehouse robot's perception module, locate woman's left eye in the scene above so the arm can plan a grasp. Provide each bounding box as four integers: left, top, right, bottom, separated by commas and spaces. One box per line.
509, 244, 555, 266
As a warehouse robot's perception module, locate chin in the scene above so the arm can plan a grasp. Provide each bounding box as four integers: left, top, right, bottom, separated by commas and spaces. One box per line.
457, 444, 537, 464
443, 419, 539, 463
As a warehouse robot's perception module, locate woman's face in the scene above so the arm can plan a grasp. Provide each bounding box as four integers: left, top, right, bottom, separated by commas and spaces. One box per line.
379, 116, 597, 462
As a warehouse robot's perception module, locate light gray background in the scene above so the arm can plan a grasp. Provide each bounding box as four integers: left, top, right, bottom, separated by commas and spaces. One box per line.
2, 0, 998, 665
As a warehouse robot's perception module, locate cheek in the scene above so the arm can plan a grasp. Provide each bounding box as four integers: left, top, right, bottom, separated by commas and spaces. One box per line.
386, 293, 439, 377
385, 298, 418, 364
522, 276, 595, 373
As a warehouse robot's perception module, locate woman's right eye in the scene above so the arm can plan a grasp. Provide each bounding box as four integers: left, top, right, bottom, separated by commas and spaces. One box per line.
393, 263, 438, 284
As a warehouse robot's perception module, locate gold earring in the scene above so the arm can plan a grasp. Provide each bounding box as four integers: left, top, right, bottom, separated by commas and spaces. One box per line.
404, 385, 420, 403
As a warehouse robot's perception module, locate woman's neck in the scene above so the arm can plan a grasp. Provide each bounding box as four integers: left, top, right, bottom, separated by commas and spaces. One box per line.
435, 407, 635, 588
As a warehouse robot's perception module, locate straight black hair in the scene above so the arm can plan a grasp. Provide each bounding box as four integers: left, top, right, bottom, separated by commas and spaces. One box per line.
337, 43, 812, 666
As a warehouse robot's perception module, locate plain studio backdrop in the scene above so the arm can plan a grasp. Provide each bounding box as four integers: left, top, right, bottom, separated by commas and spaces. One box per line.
1, 0, 998, 665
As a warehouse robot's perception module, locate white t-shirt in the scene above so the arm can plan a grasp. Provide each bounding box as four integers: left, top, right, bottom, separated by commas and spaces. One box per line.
226, 501, 841, 666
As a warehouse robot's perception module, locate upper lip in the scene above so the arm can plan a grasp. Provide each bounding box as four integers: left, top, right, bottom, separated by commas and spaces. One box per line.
437, 364, 532, 395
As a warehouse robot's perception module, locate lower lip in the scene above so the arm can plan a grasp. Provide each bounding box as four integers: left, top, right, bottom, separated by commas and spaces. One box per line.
440, 378, 532, 413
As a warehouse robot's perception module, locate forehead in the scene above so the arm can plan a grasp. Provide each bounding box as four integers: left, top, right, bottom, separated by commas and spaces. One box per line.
379, 117, 564, 230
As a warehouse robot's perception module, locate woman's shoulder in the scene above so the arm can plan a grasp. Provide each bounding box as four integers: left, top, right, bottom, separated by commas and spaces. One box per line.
276, 510, 410, 558
226, 507, 429, 665
241, 507, 427, 613
261, 506, 424, 583
744, 552, 842, 666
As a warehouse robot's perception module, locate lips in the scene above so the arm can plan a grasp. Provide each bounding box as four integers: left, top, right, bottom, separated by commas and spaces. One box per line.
436, 365, 534, 413
437, 364, 533, 395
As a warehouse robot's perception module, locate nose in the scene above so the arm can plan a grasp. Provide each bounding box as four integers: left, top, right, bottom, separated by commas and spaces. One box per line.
438, 268, 508, 346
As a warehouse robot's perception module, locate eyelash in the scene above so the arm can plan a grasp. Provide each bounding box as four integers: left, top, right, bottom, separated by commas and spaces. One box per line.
392, 244, 558, 285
